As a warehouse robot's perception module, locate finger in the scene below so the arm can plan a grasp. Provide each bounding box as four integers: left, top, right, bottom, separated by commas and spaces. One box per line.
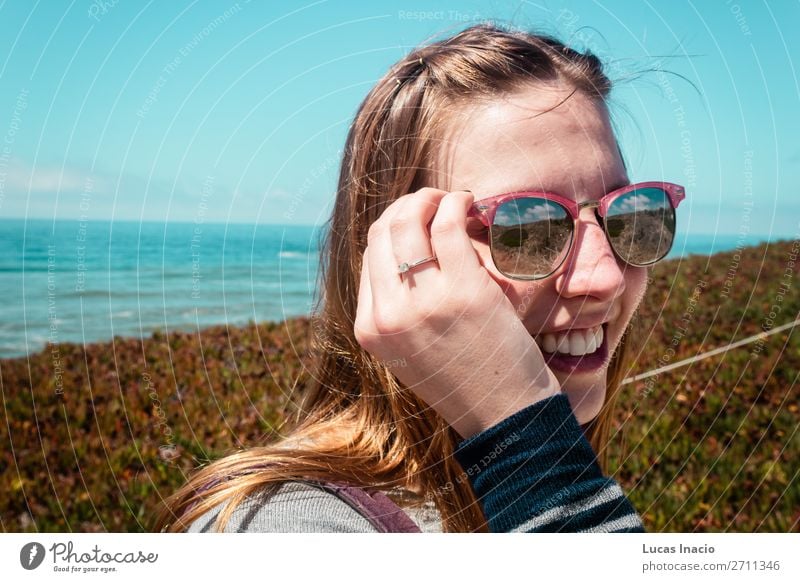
365, 196, 408, 300
388, 189, 449, 285
368, 188, 447, 297
429, 190, 482, 275
354, 246, 375, 340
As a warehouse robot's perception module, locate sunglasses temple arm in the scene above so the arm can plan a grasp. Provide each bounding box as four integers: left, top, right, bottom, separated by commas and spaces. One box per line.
466, 204, 491, 227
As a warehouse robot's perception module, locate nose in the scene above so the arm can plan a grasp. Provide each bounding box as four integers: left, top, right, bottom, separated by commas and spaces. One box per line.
552, 207, 627, 301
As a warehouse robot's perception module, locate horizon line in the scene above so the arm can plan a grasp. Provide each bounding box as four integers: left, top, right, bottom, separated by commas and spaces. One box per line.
0, 217, 795, 241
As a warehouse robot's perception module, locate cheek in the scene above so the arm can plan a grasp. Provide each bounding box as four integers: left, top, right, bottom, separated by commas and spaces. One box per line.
626, 267, 649, 308
619, 267, 649, 325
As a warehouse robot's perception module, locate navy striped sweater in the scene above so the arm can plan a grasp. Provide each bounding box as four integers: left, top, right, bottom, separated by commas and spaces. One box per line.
453, 392, 644, 532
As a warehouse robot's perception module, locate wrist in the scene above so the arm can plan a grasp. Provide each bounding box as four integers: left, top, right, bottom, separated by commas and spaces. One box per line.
451, 382, 561, 440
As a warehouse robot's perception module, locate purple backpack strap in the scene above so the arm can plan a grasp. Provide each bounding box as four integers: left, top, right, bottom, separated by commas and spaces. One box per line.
315, 480, 422, 533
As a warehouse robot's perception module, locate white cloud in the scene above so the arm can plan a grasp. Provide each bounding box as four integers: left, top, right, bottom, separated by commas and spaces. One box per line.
497, 201, 563, 224
525, 203, 563, 220
0, 157, 99, 193
618, 193, 657, 212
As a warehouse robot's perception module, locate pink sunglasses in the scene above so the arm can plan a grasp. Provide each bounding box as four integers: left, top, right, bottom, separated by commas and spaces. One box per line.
466, 181, 686, 280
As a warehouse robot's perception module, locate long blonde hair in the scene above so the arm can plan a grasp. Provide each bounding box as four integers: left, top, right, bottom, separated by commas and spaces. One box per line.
155, 22, 633, 533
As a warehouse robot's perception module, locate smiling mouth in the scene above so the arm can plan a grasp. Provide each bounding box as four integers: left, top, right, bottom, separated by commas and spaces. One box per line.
533, 323, 605, 357
533, 323, 611, 374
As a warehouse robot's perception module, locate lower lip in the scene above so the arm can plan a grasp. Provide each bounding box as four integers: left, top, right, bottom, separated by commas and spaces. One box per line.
539, 323, 609, 374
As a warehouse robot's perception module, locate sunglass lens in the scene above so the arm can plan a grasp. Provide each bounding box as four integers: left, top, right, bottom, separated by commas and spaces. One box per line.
606, 187, 675, 265
490, 198, 572, 278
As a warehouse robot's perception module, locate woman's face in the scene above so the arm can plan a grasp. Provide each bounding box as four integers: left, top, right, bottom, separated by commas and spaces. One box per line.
432, 84, 649, 424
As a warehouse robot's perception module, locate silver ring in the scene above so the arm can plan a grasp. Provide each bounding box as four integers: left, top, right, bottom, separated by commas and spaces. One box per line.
398, 255, 437, 275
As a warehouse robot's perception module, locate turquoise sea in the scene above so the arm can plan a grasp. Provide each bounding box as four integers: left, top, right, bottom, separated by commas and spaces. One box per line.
0, 218, 771, 358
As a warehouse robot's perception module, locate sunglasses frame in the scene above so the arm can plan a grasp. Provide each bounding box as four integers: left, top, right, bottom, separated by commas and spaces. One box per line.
466, 181, 686, 280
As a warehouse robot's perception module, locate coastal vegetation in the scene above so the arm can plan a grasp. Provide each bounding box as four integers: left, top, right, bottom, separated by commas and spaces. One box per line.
1, 239, 797, 532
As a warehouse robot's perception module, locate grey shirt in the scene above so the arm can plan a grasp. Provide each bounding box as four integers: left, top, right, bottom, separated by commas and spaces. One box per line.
186, 480, 443, 533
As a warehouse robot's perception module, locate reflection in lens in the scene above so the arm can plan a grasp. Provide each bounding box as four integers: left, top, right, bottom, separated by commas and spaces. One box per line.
490, 198, 572, 278
606, 187, 675, 265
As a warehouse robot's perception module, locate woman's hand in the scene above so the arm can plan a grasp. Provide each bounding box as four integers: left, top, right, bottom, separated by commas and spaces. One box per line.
353, 188, 561, 439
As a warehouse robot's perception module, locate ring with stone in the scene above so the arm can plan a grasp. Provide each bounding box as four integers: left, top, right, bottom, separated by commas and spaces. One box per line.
397, 255, 438, 276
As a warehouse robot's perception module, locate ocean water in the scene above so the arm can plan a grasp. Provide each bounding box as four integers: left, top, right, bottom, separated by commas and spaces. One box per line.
0, 219, 768, 359
0, 219, 324, 359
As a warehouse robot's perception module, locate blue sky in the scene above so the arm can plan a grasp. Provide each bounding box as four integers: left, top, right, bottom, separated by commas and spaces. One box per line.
0, 0, 797, 238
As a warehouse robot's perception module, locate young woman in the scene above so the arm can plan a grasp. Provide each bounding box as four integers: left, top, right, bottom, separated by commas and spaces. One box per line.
156, 22, 684, 533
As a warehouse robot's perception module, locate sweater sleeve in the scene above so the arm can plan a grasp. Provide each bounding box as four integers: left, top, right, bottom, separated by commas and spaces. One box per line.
453, 393, 645, 533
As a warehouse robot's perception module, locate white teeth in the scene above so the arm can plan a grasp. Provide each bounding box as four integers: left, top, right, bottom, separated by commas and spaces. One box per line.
569, 332, 586, 356
535, 325, 604, 356
555, 334, 571, 354
585, 331, 597, 353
